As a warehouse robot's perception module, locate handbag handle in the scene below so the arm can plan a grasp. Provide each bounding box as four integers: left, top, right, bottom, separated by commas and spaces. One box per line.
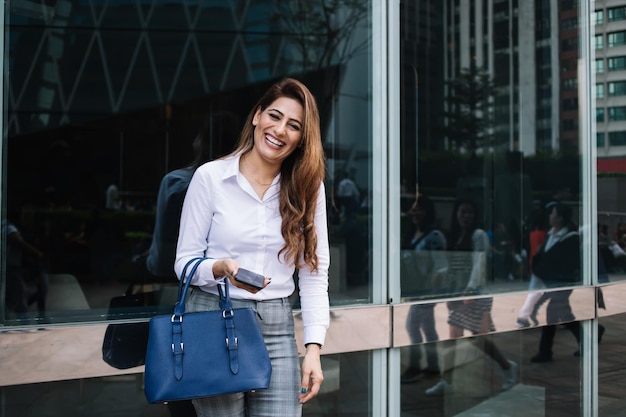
174, 257, 206, 317
173, 258, 233, 317
176, 257, 205, 302
170, 258, 241, 377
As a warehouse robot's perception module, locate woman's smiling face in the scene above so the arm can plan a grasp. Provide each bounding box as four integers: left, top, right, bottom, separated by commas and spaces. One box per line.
251, 96, 303, 165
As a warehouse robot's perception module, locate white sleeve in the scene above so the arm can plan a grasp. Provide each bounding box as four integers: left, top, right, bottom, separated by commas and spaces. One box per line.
467, 229, 489, 290
297, 183, 330, 346
174, 169, 219, 286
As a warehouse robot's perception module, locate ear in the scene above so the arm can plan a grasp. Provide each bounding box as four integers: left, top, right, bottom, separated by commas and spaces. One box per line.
252, 107, 262, 126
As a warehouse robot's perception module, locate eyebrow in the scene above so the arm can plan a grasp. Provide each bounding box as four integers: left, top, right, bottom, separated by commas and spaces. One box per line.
268, 108, 302, 127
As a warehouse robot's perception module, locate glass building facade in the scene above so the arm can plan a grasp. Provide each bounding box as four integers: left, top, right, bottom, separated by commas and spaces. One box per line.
1, 0, 624, 415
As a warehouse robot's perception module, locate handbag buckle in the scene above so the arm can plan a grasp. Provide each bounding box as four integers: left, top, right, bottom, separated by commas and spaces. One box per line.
222, 309, 234, 319
225, 337, 238, 347
171, 342, 184, 353
171, 314, 183, 323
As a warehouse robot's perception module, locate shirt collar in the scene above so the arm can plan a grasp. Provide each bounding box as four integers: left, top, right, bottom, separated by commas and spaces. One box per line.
547, 227, 569, 238
221, 152, 282, 199
220, 153, 242, 181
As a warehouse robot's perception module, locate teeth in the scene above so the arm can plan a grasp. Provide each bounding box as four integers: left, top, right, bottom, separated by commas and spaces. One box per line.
266, 135, 284, 147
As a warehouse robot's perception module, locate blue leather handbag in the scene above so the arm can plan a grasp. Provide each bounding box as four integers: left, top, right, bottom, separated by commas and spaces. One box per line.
144, 258, 272, 403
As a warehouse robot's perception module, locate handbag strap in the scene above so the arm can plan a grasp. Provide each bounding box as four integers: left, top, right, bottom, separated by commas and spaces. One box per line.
175, 257, 205, 302
171, 257, 205, 380
170, 258, 241, 377
217, 279, 233, 312
173, 257, 205, 317
217, 280, 239, 374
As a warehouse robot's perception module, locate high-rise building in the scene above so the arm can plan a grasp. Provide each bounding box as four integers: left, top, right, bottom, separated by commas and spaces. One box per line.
595, 1, 626, 172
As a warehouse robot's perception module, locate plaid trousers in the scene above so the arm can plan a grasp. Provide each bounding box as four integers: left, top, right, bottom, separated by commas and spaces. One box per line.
186, 288, 302, 417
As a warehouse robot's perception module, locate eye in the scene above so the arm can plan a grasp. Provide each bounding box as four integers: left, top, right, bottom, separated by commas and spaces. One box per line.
269, 113, 280, 120
289, 123, 301, 131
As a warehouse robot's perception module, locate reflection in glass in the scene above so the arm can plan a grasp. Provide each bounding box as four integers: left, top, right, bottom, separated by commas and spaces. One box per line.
598, 315, 625, 416
2, 0, 374, 326
399, 1, 588, 414
401, 328, 584, 416
0, 352, 372, 417
400, 195, 447, 382
422, 200, 518, 397
399, 1, 584, 300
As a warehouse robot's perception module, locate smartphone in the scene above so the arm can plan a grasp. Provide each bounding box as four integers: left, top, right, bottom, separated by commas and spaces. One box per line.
234, 268, 267, 290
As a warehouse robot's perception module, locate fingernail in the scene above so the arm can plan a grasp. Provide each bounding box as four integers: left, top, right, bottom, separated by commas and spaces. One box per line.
230, 271, 235, 276
301, 387, 307, 394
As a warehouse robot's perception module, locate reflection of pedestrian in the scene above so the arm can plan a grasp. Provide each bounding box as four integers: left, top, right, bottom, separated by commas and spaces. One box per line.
336, 171, 360, 219
105, 184, 121, 210
530, 202, 585, 363
426, 200, 517, 395
516, 207, 549, 328
146, 114, 237, 281
400, 195, 447, 383
175, 78, 329, 415
3, 220, 45, 321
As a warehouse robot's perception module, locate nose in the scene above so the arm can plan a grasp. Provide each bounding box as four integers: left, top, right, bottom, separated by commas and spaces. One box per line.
275, 120, 287, 136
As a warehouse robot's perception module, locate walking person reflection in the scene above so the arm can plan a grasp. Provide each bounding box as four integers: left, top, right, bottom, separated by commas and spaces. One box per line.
336, 170, 360, 220
3, 217, 46, 322
529, 201, 595, 362
400, 195, 446, 383
426, 200, 518, 395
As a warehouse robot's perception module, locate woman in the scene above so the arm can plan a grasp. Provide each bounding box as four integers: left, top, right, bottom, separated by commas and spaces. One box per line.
426, 200, 517, 395
401, 195, 447, 383
175, 78, 330, 416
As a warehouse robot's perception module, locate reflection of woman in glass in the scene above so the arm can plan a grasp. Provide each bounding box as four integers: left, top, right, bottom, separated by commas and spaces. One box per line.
426, 200, 517, 395
401, 195, 447, 383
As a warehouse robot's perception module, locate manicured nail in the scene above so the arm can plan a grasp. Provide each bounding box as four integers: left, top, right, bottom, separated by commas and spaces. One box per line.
301, 387, 307, 394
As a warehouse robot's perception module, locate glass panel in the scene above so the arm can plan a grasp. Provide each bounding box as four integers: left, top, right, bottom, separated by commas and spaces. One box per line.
399, 1, 584, 301
608, 107, 626, 121
596, 58, 605, 73
608, 81, 626, 96
595, 34, 604, 49
608, 56, 626, 71
598, 0, 626, 280
598, 314, 625, 415
607, 31, 626, 47
400, 327, 583, 416
0, 351, 372, 416
608, 131, 626, 146
608, 6, 626, 22
594, 10, 604, 25
1, 0, 374, 327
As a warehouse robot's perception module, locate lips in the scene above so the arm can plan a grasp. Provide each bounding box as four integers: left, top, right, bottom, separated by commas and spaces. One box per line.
265, 135, 285, 148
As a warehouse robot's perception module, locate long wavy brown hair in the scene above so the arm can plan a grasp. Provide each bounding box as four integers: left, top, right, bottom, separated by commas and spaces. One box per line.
229, 78, 325, 271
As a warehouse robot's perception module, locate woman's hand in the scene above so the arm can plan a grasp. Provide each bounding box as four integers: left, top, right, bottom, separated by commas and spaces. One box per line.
212, 259, 269, 293
299, 344, 323, 404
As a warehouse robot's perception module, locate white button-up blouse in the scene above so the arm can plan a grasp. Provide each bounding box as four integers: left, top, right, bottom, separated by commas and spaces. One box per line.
175, 153, 330, 346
